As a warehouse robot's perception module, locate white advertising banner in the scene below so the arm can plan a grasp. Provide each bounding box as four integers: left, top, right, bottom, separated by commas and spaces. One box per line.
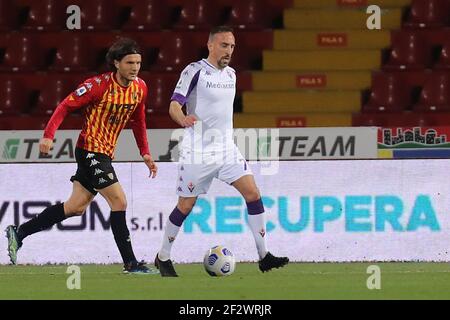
0, 159, 449, 264
0, 127, 378, 163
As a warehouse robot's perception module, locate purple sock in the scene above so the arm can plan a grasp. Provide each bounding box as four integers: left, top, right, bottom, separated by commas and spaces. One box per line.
247, 198, 264, 215
169, 207, 188, 227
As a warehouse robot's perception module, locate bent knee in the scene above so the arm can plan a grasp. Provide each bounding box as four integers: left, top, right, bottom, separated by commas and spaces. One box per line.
245, 189, 261, 203
64, 203, 88, 216
111, 196, 127, 211
178, 199, 196, 214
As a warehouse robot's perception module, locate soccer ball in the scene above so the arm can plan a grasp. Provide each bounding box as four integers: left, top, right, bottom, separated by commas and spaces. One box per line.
203, 245, 236, 277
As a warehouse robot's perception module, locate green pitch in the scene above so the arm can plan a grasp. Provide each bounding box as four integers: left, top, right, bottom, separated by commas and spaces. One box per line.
1, 262, 450, 299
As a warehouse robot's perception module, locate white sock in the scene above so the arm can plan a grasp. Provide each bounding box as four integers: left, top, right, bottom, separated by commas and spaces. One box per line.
158, 219, 181, 261
247, 213, 268, 260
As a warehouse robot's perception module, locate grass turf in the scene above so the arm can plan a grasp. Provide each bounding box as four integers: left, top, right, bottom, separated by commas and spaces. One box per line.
0, 262, 450, 299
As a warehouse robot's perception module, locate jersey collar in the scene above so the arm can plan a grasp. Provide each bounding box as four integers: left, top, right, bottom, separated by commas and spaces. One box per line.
112, 72, 133, 89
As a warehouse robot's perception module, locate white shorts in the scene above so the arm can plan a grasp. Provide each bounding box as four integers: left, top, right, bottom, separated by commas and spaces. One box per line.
176, 146, 252, 197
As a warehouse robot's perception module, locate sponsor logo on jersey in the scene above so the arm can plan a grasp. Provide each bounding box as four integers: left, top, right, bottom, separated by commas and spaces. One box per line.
206, 82, 235, 89
89, 159, 100, 167
75, 86, 87, 97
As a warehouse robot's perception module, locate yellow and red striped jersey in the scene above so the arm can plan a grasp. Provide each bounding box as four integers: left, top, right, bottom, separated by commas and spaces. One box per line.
44, 72, 150, 158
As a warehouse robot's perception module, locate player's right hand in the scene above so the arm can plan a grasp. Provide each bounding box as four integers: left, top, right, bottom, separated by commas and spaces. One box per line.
39, 138, 53, 154
181, 115, 197, 127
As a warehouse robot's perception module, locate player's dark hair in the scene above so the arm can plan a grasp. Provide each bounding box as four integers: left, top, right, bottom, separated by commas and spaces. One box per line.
106, 37, 141, 70
209, 26, 234, 41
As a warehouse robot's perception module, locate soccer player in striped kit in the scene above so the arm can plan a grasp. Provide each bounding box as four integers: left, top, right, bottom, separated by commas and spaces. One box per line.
5, 38, 158, 274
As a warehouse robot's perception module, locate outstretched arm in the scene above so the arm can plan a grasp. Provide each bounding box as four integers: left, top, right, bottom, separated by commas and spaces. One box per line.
40, 84, 96, 154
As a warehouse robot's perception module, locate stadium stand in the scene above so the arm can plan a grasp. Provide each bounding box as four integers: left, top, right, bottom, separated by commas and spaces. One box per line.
78, 0, 119, 31
403, 0, 450, 28
0, 77, 25, 115
413, 71, 450, 112
121, 0, 170, 31
173, 0, 221, 31
362, 72, 412, 113
49, 35, 90, 72
21, 0, 66, 31
2, 0, 450, 129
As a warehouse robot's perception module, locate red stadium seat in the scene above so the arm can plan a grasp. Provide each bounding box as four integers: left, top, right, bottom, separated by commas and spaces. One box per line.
0, 34, 42, 72
22, 0, 65, 31
352, 113, 389, 126
0, 0, 18, 31
363, 72, 413, 112
83, 33, 118, 72
404, 0, 450, 28
34, 76, 73, 115
434, 41, 450, 69
352, 112, 434, 127
50, 35, 90, 72
122, 0, 170, 31
413, 72, 450, 112
140, 72, 178, 114
226, 0, 267, 30
79, 0, 118, 30
229, 46, 262, 72
383, 31, 431, 70
0, 78, 26, 115
174, 0, 221, 30
153, 33, 198, 72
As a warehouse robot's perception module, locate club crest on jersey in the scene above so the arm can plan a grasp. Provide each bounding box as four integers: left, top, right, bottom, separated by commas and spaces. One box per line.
187, 182, 195, 193
75, 86, 87, 97
132, 91, 138, 100
108, 173, 114, 180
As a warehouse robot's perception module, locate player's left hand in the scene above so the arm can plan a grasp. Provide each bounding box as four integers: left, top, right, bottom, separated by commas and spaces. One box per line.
143, 154, 157, 178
